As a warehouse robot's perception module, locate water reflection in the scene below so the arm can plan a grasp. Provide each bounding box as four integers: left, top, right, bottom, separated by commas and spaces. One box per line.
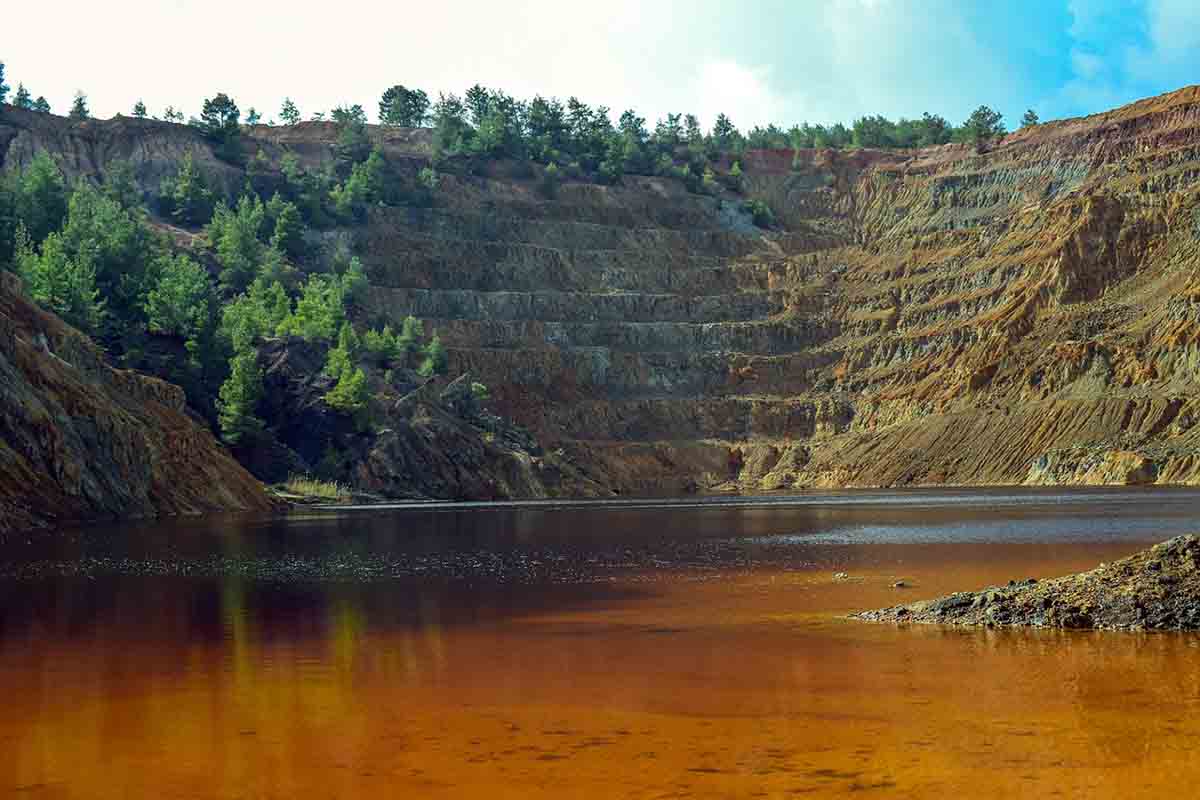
4, 489, 1200, 797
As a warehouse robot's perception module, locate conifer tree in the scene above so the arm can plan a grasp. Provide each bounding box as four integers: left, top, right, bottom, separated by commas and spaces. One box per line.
325, 364, 368, 412
218, 350, 264, 443
280, 97, 300, 125
69, 91, 89, 120
13, 84, 32, 110
418, 332, 447, 377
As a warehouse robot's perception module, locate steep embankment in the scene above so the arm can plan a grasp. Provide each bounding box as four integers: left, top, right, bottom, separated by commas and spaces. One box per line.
6, 89, 1200, 496
0, 272, 271, 534
344, 87, 1200, 492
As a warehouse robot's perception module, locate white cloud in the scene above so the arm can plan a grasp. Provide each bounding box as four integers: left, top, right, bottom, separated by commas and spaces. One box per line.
691, 61, 787, 131
1058, 0, 1200, 115
2, 0, 1019, 130
6, 0, 1187, 136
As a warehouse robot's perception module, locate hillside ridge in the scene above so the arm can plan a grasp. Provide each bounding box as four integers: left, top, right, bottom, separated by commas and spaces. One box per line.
0, 271, 271, 533
5, 84, 1200, 496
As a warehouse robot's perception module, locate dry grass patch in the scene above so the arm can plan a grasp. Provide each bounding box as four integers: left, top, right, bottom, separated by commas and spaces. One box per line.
281, 474, 352, 501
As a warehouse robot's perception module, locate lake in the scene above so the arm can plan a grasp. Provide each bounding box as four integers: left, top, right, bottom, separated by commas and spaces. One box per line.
4, 488, 1200, 798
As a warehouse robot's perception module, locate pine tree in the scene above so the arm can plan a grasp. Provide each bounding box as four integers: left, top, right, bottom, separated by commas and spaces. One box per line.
0, 63, 8, 105
325, 364, 368, 412
69, 91, 89, 120
268, 195, 304, 257
245, 107, 261, 125
340, 256, 369, 308
1021, 109, 1040, 128
14, 152, 68, 245
963, 105, 1005, 152
397, 315, 424, 354
218, 350, 264, 443
160, 152, 215, 226
363, 325, 399, 363
32, 96, 50, 114
195, 93, 241, 161
323, 339, 353, 378
322, 321, 361, 379
144, 253, 211, 339
379, 85, 431, 127
13, 84, 32, 110
280, 97, 300, 125
15, 229, 104, 334
418, 332, 447, 377
208, 193, 265, 293
132, 100, 147, 118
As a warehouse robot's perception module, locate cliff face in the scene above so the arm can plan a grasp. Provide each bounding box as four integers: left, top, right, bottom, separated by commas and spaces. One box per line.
6, 88, 1200, 495
0, 272, 271, 534
351, 87, 1200, 491
239, 338, 610, 500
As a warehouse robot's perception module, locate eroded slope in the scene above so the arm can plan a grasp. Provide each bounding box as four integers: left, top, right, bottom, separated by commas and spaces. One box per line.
0, 272, 271, 533
7, 89, 1200, 495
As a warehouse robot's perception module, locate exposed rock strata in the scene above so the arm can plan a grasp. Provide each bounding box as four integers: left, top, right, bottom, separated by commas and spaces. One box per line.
0, 272, 271, 534
239, 338, 610, 501
9, 89, 1200, 494
855, 535, 1200, 630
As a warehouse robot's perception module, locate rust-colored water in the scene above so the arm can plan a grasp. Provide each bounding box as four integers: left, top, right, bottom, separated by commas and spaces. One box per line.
4, 489, 1200, 798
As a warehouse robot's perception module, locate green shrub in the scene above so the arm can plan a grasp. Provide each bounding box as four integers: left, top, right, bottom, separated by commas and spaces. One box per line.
743, 198, 775, 228
325, 364, 368, 412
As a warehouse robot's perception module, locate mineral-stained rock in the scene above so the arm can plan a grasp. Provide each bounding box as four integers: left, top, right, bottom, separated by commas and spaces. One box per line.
855, 535, 1200, 630
10, 87, 1200, 495
242, 337, 611, 501
0, 272, 272, 534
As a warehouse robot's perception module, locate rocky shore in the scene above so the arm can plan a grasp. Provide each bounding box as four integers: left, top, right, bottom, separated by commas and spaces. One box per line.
855, 535, 1200, 630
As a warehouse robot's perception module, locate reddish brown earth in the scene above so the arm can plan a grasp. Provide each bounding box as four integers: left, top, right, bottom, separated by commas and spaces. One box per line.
6, 87, 1200, 498
0, 272, 271, 534
353, 86, 1200, 493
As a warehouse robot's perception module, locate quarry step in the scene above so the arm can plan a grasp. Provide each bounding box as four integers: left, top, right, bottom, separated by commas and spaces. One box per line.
367, 287, 786, 323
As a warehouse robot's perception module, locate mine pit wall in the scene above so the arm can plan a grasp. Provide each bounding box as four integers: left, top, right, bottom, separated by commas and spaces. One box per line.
352, 87, 1200, 492
9, 89, 1200, 496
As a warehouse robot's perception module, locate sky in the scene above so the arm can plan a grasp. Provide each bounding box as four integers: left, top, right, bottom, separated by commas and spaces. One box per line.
4, 0, 1200, 132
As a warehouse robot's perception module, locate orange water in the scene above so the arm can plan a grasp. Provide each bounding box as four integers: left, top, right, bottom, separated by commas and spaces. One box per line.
4, 493, 1200, 798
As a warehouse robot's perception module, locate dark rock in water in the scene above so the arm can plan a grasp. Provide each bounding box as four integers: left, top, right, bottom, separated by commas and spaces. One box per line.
854, 535, 1200, 631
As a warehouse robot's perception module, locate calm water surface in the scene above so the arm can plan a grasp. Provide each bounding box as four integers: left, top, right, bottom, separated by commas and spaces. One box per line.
4, 488, 1200, 798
